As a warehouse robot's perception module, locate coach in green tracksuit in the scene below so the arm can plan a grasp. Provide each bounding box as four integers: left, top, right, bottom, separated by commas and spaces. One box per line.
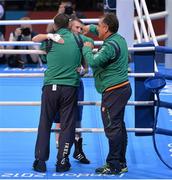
82, 13, 132, 174
33, 14, 93, 173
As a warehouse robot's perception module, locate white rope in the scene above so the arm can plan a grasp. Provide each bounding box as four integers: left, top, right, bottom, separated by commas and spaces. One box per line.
0, 72, 155, 78
0, 41, 41, 46
0, 42, 156, 52
134, 0, 150, 42
0, 19, 99, 25
0, 19, 53, 25
134, 19, 142, 44
155, 34, 168, 42
0, 73, 45, 78
129, 73, 155, 77
0, 101, 154, 106
0, 41, 102, 46
128, 46, 155, 52
135, 11, 168, 21
0, 11, 167, 26
0, 47, 156, 55
0, 41, 103, 46
133, 34, 168, 44
0, 49, 46, 55
0, 127, 153, 133
141, 0, 159, 46
142, 0, 159, 72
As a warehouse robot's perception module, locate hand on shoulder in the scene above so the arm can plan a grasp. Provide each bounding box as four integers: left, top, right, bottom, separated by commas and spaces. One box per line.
47, 33, 64, 44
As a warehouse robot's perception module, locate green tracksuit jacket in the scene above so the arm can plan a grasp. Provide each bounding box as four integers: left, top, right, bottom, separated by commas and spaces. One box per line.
82, 25, 129, 93
40, 28, 93, 87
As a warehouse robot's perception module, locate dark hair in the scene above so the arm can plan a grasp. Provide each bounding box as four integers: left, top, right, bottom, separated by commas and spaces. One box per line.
53, 13, 69, 29
102, 13, 119, 33
70, 16, 83, 24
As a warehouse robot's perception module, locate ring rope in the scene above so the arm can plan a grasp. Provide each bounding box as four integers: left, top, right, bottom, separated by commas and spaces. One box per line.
0, 41, 169, 52
0, 41, 41, 46
0, 73, 155, 78
0, 73, 45, 78
0, 49, 46, 55
0, 11, 167, 26
0, 101, 154, 106
0, 128, 153, 133
0, 41, 154, 50
1, 45, 172, 54
0, 45, 156, 52
0, 19, 99, 25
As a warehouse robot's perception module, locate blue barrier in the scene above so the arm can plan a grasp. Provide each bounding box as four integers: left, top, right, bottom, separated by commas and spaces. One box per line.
134, 44, 172, 136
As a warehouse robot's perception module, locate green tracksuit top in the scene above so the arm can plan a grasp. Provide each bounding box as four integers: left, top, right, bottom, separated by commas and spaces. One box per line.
41, 28, 93, 87
82, 25, 129, 93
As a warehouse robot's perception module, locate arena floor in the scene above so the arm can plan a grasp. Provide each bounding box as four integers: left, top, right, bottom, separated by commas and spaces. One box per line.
0, 64, 172, 179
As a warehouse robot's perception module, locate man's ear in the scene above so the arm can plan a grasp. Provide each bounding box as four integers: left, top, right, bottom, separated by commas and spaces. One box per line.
104, 24, 109, 33
53, 24, 58, 31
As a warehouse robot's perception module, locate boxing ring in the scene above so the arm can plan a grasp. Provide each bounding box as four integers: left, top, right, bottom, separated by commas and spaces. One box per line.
0, 59, 172, 179
1, 3, 172, 180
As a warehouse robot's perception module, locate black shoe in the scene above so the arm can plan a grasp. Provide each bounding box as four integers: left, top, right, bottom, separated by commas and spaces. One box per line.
95, 164, 121, 175
73, 138, 90, 164
73, 151, 90, 164
120, 162, 128, 173
56, 158, 71, 172
33, 160, 46, 172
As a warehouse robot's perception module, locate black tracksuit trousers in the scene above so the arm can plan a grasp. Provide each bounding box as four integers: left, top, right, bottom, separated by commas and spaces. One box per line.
101, 83, 132, 171
35, 85, 77, 162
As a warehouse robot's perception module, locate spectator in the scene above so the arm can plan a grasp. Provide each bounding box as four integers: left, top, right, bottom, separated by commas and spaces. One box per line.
103, 0, 116, 13
57, 0, 86, 18
6, 16, 42, 68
